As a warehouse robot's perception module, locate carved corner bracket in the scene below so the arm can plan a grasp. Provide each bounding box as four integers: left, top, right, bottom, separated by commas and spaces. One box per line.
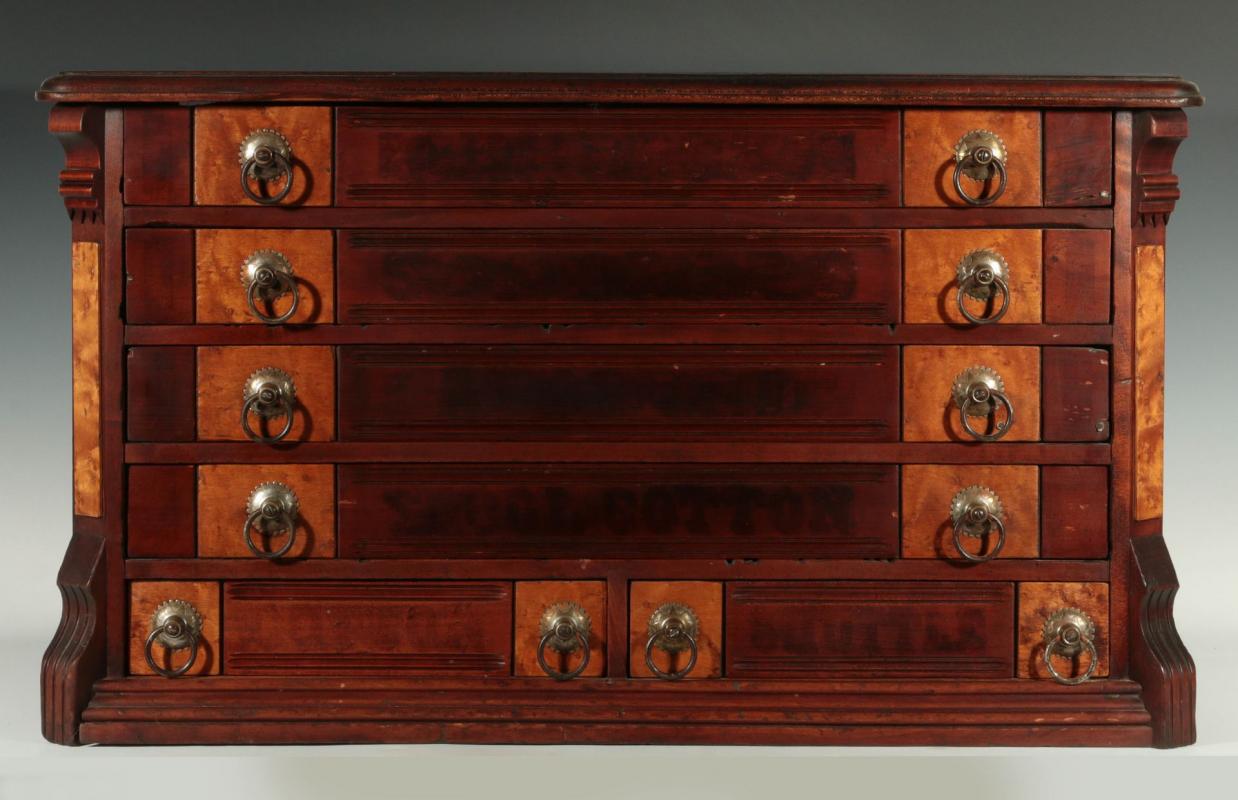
1132, 109, 1189, 228
1129, 534, 1196, 748
49, 104, 106, 224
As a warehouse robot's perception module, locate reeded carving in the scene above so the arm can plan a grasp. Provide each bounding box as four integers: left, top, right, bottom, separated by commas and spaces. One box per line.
41, 528, 106, 745
49, 104, 105, 223
1132, 109, 1189, 227
1130, 535, 1196, 748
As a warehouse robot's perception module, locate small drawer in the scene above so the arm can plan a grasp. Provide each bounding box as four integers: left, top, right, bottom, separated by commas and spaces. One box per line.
196, 230, 334, 325
198, 346, 335, 443
1018, 582, 1109, 683
725, 581, 1015, 678
902, 465, 1040, 560
129, 581, 220, 677
194, 106, 332, 206
630, 582, 722, 680
338, 228, 901, 324
337, 345, 899, 442
337, 464, 899, 560
335, 107, 900, 207
198, 464, 335, 559
514, 581, 606, 679
222, 581, 513, 676
904, 110, 1042, 207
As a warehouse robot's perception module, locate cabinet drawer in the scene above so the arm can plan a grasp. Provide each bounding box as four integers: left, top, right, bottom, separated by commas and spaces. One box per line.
335, 107, 900, 207
222, 581, 513, 676
338, 464, 898, 559
338, 345, 899, 442
194, 106, 332, 206
725, 581, 1015, 678
338, 229, 900, 324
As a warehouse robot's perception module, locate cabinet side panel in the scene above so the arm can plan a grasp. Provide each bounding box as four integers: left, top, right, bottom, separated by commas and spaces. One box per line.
72, 242, 102, 516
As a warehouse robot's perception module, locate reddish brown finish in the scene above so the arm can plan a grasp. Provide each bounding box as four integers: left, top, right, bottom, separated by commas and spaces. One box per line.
726, 582, 1015, 678
514, 581, 606, 678
1043, 229, 1111, 324
1043, 347, 1111, 442
1044, 112, 1114, 207
128, 581, 220, 676
126, 347, 195, 442
338, 229, 900, 324
338, 463, 898, 560
122, 107, 190, 205
337, 107, 900, 207
1041, 466, 1109, 559
1130, 535, 1196, 747
222, 581, 512, 676
338, 345, 898, 442
127, 466, 196, 558
1017, 582, 1109, 680
125, 229, 194, 324
629, 582, 722, 679
49, 105, 105, 224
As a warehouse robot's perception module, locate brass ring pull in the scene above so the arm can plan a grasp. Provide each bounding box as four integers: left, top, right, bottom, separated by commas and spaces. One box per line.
143, 599, 203, 679
242, 250, 299, 325
1042, 608, 1099, 685
242, 481, 299, 559
950, 485, 1006, 562
536, 602, 591, 681
238, 129, 293, 205
644, 603, 700, 681
952, 366, 1015, 442
956, 249, 1011, 325
952, 129, 1008, 206
240, 367, 296, 444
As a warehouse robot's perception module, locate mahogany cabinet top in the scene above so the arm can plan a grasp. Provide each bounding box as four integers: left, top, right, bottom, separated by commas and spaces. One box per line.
36, 72, 1203, 107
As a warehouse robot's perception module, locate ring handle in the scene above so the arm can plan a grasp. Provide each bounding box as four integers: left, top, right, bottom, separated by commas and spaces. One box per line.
238, 129, 294, 205
955, 249, 1011, 325
952, 129, 1008, 206
960, 388, 1015, 441
143, 600, 203, 679
535, 602, 592, 681
952, 366, 1015, 442
1042, 608, 1099, 685
240, 367, 297, 444
243, 250, 300, 325
950, 497, 1007, 562
240, 391, 294, 443
242, 481, 299, 559
644, 603, 700, 680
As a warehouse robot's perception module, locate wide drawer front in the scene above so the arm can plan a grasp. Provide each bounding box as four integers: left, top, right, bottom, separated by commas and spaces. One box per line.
336, 345, 899, 441
337, 464, 899, 559
725, 581, 1015, 678
335, 107, 901, 207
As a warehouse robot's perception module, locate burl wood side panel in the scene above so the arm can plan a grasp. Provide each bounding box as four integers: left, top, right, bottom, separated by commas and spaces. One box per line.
222, 581, 512, 676
338, 346, 898, 442
902, 346, 1040, 441
127, 347, 196, 442
903, 229, 1042, 324
903, 110, 1042, 207
726, 582, 1015, 678
901, 465, 1039, 559
194, 106, 331, 206
125, 229, 193, 324
1041, 466, 1109, 559
514, 581, 606, 678
196, 229, 334, 324
1135, 245, 1165, 519
198, 464, 335, 558
630, 582, 722, 679
123, 106, 190, 205
337, 464, 898, 560
197, 346, 335, 442
336, 107, 900, 207
127, 466, 196, 558
1018, 582, 1109, 679
1043, 229, 1111, 324
1044, 111, 1113, 207
338, 229, 900, 324
71, 241, 101, 516
128, 581, 219, 676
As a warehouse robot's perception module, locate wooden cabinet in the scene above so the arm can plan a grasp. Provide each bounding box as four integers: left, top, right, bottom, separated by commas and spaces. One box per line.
40, 72, 1199, 748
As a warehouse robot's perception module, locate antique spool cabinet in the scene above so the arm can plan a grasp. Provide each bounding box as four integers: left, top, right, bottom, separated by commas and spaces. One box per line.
37, 73, 1199, 746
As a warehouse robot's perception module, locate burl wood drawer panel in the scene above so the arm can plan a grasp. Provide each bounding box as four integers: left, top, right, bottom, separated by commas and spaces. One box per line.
514, 581, 606, 678
337, 345, 898, 442
222, 581, 513, 676
335, 107, 900, 206
195, 230, 334, 324
725, 582, 1015, 678
903, 229, 1043, 325
1018, 582, 1109, 680
904, 110, 1042, 207
196, 346, 335, 442
902, 465, 1040, 560
338, 229, 900, 324
129, 581, 220, 677
337, 464, 898, 560
194, 106, 332, 206
630, 582, 723, 679
197, 464, 335, 559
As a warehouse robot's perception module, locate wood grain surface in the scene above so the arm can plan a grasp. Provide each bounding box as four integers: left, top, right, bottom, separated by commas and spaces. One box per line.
901, 464, 1039, 559
1017, 581, 1109, 679
128, 580, 220, 676
197, 464, 335, 558
629, 581, 722, 679
902, 345, 1041, 441
197, 346, 334, 442
195, 229, 334, 324
194, 106, 331, 206
1135, 245, 1165, 519
72, 241, 101, 516
514, 581, 607, 678
903, 229, 1042, 324
904, 110, 1042, 207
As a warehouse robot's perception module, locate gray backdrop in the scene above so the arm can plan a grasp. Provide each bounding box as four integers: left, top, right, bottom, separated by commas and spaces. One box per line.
2, 0, 1236, 795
